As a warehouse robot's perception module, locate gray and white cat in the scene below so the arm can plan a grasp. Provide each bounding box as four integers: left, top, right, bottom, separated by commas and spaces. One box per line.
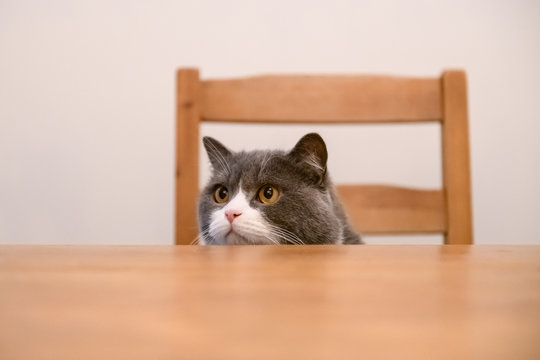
197, 133, 362, 245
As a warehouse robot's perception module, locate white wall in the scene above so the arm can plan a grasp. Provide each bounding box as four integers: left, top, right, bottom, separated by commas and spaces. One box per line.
1, 0, 539, 244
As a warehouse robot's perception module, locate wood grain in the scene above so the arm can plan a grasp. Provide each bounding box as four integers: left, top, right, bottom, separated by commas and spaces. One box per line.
441, 70, 473, 244
201, 75, 442, 123
1, 245, 539, 360
336, 185, 446, 234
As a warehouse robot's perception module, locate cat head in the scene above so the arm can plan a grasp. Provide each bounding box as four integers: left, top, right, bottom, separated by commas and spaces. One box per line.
197, 133, 345, 245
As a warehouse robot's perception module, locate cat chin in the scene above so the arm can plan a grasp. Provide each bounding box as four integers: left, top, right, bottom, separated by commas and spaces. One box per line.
224, 232, 271, 245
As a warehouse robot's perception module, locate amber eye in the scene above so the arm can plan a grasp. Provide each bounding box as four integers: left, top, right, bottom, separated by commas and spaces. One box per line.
214, 186, 229, 203
258, 186, 279, 204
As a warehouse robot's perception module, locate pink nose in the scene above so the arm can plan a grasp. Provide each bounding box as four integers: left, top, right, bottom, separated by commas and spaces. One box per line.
225, 209, 242, 224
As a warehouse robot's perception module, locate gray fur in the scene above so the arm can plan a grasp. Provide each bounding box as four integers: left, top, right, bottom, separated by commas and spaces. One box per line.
198, 133, 362, 245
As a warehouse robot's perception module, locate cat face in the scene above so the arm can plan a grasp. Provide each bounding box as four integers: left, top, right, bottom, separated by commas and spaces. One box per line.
197, 133, 350, 245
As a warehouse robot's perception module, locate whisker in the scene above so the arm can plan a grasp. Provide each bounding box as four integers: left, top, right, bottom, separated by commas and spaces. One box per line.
238, 220, 280, 245
267, 224, 305, 245
204, 218, 304, 246
206, 141, 231, 174
258, 153, 275, 179
239, 219, 303, 245
192, 228, 211, 245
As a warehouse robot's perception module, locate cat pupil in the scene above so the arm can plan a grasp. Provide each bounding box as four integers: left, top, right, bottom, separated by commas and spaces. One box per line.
218, 187, 228, 199
263, 187, 273, 199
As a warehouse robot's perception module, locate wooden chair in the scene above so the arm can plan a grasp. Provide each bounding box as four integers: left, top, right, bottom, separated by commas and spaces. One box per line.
175, 68, 473, 245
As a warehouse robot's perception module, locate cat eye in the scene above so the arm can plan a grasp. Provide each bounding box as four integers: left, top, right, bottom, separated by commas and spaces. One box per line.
258, 186, 279, 204
214, 186, 229, 203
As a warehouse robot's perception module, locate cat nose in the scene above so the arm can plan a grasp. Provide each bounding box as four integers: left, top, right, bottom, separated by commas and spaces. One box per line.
225, 209, 242, 224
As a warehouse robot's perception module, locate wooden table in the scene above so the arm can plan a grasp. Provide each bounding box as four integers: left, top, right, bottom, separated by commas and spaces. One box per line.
1, 245, 539, 360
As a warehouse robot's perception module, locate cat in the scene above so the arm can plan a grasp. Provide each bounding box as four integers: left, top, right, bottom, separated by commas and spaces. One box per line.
197, 133, 362, 245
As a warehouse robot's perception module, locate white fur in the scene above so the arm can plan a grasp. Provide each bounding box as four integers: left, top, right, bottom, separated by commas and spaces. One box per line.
207, 189, 276, 245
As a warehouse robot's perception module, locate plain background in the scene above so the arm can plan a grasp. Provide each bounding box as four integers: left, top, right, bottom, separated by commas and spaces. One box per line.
1, 0, 539, 245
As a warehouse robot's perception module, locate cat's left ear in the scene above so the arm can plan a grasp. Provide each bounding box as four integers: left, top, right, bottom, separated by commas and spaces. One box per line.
202, 137, 232, 172
288, 133, 328, 179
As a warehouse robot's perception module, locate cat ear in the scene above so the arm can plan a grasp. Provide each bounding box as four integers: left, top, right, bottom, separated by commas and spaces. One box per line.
202, 137, 232, 172
289, 133, 328, 176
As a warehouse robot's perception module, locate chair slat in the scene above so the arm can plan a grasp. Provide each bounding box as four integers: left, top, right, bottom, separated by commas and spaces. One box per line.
201, 75, 442, 123
336, 185, 446, 234
176, 69, 201, 245
176, 68, 473, 245
441, 70, 473, 244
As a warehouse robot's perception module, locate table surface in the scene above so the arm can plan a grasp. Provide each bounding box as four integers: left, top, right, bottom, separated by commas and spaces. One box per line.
1, 245, 539, 360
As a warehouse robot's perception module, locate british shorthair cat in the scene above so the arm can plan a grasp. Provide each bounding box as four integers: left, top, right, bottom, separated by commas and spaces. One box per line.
197, 133, 362, 245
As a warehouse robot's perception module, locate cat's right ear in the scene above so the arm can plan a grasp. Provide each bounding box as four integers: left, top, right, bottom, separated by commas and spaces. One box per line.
202, 137, 232, 172
288, 133, 328, 182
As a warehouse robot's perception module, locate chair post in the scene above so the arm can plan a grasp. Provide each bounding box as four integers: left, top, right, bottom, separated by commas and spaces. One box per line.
441, 70, 473, 244
176, 68, 201, 245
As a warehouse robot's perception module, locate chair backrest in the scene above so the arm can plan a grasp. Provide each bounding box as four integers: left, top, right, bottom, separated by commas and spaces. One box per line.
175, 68, 473, 245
